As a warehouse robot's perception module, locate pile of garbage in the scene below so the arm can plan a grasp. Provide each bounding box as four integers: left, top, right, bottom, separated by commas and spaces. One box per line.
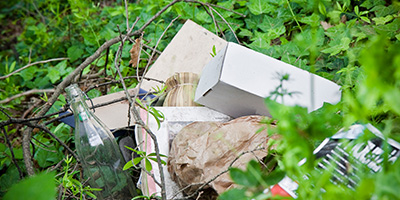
63, 20, 400, 199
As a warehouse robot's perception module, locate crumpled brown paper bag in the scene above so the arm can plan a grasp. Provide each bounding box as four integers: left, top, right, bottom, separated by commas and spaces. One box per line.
168, 115, 277, 195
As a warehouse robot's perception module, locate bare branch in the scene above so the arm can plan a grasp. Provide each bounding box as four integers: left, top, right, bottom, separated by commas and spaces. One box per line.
184, 0, 246, 17
1, 127, 23, 179
0, 58, 69, 80
23, 122, 79, 160
208, 6, 241, 44
0, 89, 55, 104
124, 0, 130, 30
115, 15, 180, 200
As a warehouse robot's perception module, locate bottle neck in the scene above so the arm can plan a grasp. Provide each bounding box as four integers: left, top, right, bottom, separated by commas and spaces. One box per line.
65, 84, 92, 120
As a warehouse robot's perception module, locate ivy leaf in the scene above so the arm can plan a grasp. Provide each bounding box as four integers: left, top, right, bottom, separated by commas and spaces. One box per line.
373, 15, 394, 25
247, 32, 270, 52
299, 13, 320, 27
238, 28, 253, 37
324, 23, 349, 39
247, 0, 275, 15
258, 15, 284, 32
371, 5, 399, 17
67, 45, 84, 62
321, 37, 351, 56
268, 26, 286, 39
374, 18, 400, 38
47, 67, 60, 84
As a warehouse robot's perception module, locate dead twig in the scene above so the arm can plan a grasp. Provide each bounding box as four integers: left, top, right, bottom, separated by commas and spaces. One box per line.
208, 6, 241, 44
184, 0, 246, 17
116, 14, 180, 200
23, 122, 79, 160
1, 127, 24, 179
0, 58, 69, 80
0, 89, 55, 104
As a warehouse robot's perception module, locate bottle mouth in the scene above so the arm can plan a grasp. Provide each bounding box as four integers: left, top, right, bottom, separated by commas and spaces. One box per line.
65, 84, 83, 103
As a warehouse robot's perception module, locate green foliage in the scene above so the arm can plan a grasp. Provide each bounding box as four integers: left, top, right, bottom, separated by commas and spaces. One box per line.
3, 172, 56, 200
2, 0, 400, 199
58, 156, 100, 199
219, 160, 285, 200
123, 146, 167, 172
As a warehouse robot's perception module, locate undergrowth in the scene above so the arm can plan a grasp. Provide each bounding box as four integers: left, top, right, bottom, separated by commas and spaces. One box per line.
1, 0, 400, 199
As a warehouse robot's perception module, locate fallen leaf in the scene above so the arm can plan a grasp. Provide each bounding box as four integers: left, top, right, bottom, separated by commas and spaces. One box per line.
320, 21, 333, 30
129, 38, 141, 67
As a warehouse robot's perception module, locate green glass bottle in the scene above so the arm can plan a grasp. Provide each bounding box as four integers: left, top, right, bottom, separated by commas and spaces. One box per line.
65, 84, 134, 200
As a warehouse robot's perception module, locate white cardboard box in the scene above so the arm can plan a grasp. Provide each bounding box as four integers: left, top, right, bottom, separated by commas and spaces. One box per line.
135, 107, 231, 198
195, 42, 342, 118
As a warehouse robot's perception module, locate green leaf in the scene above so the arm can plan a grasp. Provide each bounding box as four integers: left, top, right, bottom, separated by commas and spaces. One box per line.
299, 13, 320, 27
268, 26, 286, 40
373, 15, 394, 25
123, 160, 134, 170
247, 0, 275, 15
321, 37, 351, 56
133, 157, 143, 165
247, 32, 271, 52
263, 170, 286, 185
67, 45, 84, 62
145, 158, 152, 172
371, 5, 399, 17
258, 15, 284, 32
374, 18, 400, 38
396, 33, 400, 41
9, 61, 16, 73
85, 191, 98, 199
318, 2, 327, 16
147, 153, 167, 158
4, 172, 56, 200
47, 67, 60, 84
124, 145, 136, 152
148, 157, 166, 165
0, 166, 20, 194
18, 66, 37, 82
238, 28, 253, 38
35, 148, 61, 168
230, 167, 258, 187
360, 16, 371, 24
218, 188, 248, 200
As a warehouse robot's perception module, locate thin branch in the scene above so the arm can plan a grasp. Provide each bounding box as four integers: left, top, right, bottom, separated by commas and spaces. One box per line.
134, 16, 180, 99
0, 58, 69, 80
124, 0, 130, 31
208, 6, 241, 44
0, 89, 55, 104
2, 127, 24, 179
184, 0, 246, 17
23, 122, 79, 160
137, 0, 182, 33
115, 15, 180, 200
